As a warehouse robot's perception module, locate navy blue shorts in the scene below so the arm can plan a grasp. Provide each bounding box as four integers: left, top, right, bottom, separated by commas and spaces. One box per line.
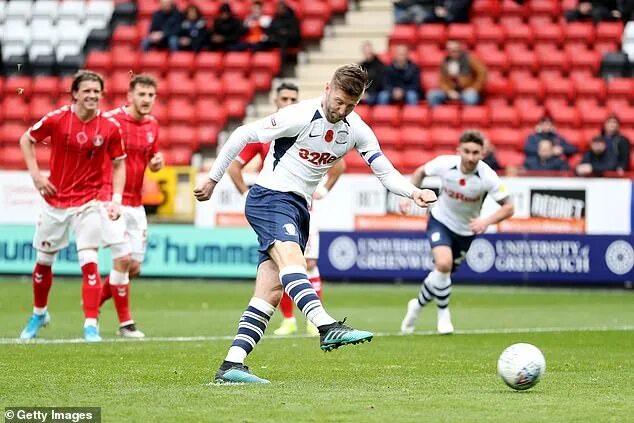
427, 214, 475, 272
245, 184, 310, 265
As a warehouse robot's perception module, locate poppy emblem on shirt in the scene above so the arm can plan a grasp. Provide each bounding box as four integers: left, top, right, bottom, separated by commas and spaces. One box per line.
325, 129, 334, 142
147, 132, 155, 144
459, 178, 466, 186
76, 131, 88, 144
93, 134, 104, 147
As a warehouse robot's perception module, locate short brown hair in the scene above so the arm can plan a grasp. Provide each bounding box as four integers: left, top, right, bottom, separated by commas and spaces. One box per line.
459, 130, 485, 146
129, 74, 158, 91
71, 70, 104, 92
331, 64, 369, 98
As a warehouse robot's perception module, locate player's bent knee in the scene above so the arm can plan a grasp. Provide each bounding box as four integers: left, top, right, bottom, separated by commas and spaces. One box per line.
129, 261, 142, 279
110, 242, 131, 261
113, 255, 132, 272
77, 249, 98, 266
435, 260, 453, 274
36, 251, 57, 266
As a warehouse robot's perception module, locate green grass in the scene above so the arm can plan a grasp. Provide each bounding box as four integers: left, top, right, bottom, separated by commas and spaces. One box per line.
1, 278, 633, 422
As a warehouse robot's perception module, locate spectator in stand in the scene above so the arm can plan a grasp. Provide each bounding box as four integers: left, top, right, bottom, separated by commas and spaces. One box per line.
141, 0, 182, 52
393, 0, 435, 24
359, 41, 385, 106
241, 0, 272, 50
620, 0, 634, 21
576, 136, 619, 176
178, 5, 208, 52
482, 136, 502, 171
423, 0, 473, 24
524, 115, 577, 161
426, 40, 486, 108
209, 3, 245, 51
601, 114, 631, 173
565, 1, 622, 23
377, 45, 421, 106
524, 139, 570, 171
261, 1, 300, 59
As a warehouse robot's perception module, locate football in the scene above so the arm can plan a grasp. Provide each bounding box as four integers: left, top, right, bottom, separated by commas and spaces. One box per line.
497, 343, 546, 391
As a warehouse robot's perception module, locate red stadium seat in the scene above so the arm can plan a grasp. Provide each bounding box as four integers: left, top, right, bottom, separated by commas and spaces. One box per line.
532, 22, 564, 46
370, 105, 401, 127
223, 52, 252, 75
542, 77, 575, 102
165, 147, 193, 166
565, 46, 601, 74
476, 46, 508, 74
535, 45, 570, 73
489, 128, 522, 151
3, 76, 32, 98
139, 50, 168, 75
166, 125, 198, 149
421, 72, 439, 92
417, 24, 446, 47
484, 71, 511, 97
197, 124, 219, 146
301, 19, 325, 40
577, 104, 609, 129
166, 72, 195, 98
471, 0, 500, 18
573, 76, 606, 102
502, 20, 533, 44
195, 98, 228, 127
354, 104, 371, 123
430, 127, 461, 148
382, 149, 405, 172
2, 97, 29, 122
416, 45, 444, 71
225, 97, 248, 119
507, 47, 538, 73
194, 72, 224, 100
222, 74, 255, 101
401, 126, 431, 149
150, 101, 167, 123
344, 151, 370, 173
0, 123, 26, 145
111, 48, 140, 72
514, 100, 545, 127
301, 0, 332, 21
607, 78, 634, 100
0, 145, 27, 169
374, 126, 402, 150
564, 22, 595, 45
500, 0, 528, 18
194, 52, 223, 74
497, 149, 524, 168
596, 21, 624, 44
447, 24, 475, 47
401, 105, 430, 127
511, 74, 544, 101
390, 25, 417, 47
431, 105, 460, 127
461, 106, 490, 128
252, 51, 282, 76
529, 0, 561, 16
112, 25, 140, 49
31, 76, 60, 98
547, 105, 580, 128
611, 107, 634, 126
490, 105, 519, 128
558, 128, 583, 149
30, 97, 55, 122
166, 98, 196, 125
168, 51, 196, 73
401, 150, 434, 173
251, 70, 273, 91
85, 51, 112, 75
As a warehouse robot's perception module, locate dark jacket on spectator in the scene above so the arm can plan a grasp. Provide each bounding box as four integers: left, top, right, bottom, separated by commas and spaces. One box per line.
483, 151, 502, 171
382, 60, 421, 94
580, 147, 619, 173
179, 17, 208, 51
524, 132, 577, 158
265, 5, 301, 47
603, 132, 631, 171
149, 7, 183, 37
524, 156, 570, 171
434, 0, 472, 23
360, 55, 385, 94
210, 12, 245, 48
439, 52, 487, 93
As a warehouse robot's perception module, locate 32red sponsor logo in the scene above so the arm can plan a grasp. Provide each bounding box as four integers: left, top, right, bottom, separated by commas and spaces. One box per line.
298, 148, 338, 165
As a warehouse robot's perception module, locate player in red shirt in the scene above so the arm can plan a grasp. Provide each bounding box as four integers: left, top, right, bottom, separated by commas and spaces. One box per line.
227, 82, 345, 337
18, 70, 126, 342
98, 74, 164, 338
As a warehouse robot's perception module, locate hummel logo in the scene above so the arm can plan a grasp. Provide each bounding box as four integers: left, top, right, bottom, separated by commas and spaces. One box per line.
88, 274, 97, 286
117, 287, 127, 297
34, 273, 43, 283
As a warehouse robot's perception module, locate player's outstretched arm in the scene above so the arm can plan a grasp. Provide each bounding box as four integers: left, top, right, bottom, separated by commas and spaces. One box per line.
19, 131, 57, 197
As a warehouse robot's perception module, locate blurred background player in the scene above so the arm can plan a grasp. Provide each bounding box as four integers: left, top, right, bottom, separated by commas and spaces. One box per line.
194, 64, 437, 384
99, 74, 164, 338
227, 82, 346, 337
399, 130, 514, 335
18, 70, 126, 342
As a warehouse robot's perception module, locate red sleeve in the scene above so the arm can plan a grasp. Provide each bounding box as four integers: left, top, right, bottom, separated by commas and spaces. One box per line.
151, 120, 160, 156
28, 111, 60, 143
237, 143, 261, 164
107, 121, 126, 159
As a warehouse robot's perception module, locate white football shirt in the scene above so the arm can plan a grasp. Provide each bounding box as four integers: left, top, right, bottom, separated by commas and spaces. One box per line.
424, 155, 508, 236
209, 97, 416, 203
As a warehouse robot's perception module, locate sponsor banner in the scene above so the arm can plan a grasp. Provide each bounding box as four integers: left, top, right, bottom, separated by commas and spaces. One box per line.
320, 231, 634, 284
0, 171, 43, 224
143, 166, 196, 220
0, 224, 258, 278
194, 173, 631, 235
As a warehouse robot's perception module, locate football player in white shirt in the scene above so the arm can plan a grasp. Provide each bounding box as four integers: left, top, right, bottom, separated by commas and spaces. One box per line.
194, 64, 437, 384
400, 130, 514, 335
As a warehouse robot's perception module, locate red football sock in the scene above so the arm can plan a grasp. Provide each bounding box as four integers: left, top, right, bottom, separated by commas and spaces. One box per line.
110, 283, 132, 325
33, 263, 53, 308
100, 276, 112, 306
279, 293, 294, 319
81, 263, 102, 319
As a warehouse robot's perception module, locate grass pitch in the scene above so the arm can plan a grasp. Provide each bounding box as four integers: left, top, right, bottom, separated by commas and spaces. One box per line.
0, 278, 632, 422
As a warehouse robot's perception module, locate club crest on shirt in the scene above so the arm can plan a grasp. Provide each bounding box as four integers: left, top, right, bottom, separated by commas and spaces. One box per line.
76, 131, 88, 144
146, 131, 155, 144
93, 134, 104, 147
335, 130, 349, 145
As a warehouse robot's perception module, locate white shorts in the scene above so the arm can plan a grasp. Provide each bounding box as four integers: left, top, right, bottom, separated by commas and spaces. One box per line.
304, 214, 319, 260
33, 200, 101, 252
100, 203, 148, 262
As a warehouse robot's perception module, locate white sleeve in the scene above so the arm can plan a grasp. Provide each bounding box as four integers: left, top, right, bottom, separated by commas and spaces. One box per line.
353, 120, 417, 198
484, 167, 509, 203
423, 155, 451, 177
207, 106, 304, 182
